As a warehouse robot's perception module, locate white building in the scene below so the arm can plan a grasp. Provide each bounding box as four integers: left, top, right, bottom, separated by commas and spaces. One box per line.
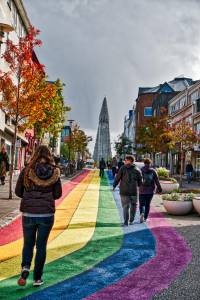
0, 0, 32, 169
0, 1, 61, 165
123, 106, 136, 153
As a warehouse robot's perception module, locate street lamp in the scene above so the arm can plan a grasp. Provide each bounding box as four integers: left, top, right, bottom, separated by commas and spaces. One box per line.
68, 119, 74, 160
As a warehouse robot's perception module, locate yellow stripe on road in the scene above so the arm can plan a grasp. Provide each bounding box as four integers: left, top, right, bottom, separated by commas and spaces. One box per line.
0, 170, 100, 281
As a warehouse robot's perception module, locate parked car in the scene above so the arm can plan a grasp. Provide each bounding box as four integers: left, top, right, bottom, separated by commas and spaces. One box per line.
60, 158, 69, 175
85, 159, 95, 169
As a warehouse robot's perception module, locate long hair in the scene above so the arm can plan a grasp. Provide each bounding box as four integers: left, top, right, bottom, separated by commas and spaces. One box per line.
24, 145, 54, 189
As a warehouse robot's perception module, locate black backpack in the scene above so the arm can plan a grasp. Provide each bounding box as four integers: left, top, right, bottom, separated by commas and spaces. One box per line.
142, 170, 154, 187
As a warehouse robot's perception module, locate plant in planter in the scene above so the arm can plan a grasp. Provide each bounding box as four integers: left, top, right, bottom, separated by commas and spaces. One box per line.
156, 167, 179, 193
162, 193, 194, 215
192, 194, 200, 215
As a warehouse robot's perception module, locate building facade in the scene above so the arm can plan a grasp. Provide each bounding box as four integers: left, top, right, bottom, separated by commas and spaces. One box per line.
168, 80, 200, 175
0, 1, 37, 170
123, 107, 136, 154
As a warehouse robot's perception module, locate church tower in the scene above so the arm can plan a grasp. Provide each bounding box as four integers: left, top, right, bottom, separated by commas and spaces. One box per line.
93, 97, 112, 162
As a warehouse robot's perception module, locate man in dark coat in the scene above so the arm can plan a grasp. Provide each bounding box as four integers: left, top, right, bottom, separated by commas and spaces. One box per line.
113, 155, 142, 226
99, 158, 106, 177
0, 145, 9, 185
186, 161, 193, 183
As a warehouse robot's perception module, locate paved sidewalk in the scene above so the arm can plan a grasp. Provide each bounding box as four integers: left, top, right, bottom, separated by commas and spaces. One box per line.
0, 171, 83, 228
152, 194, 200, 300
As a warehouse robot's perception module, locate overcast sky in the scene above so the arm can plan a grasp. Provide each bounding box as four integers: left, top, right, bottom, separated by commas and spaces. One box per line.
24, 0, 200, 153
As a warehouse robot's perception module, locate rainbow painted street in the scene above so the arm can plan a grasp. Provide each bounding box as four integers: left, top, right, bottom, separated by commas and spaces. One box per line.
0, 170, 192, 300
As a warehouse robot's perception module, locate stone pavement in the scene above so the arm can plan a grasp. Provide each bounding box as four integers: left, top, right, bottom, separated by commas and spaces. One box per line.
0, 171, 82, 228
0, 172, 200, 299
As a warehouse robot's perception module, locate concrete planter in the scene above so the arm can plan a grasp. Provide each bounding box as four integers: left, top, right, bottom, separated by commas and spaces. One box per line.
193, 196, 200, 215
163, 200, 193, 215
160, 180, 179, 193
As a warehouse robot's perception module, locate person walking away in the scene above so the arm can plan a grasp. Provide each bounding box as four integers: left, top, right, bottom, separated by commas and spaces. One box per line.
113, 155, 142, 226
186, 161, 193, 183
0, 145, 9, 185
117, 158, 124, 172
15, 145, 62, 287
111, 157, 118, 177
99, 158, 106, 177
139, 158, 162, 223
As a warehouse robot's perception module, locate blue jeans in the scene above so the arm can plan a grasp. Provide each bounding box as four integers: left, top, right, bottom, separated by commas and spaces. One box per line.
22, 216, 54, 280
120, 195, 137, 224
186, 172, 192, 183
139, 194, 153, 220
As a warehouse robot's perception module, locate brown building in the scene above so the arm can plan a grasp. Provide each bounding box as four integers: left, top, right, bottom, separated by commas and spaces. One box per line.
168, 80, 200, 176
135, 78, 197, 160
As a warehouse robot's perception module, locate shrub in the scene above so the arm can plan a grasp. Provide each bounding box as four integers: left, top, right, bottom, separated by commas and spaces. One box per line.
162, 193, 194, 201
156, 167, 170, 178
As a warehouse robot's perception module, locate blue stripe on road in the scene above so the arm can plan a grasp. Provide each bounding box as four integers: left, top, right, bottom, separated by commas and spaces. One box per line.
23, 172, 156, 300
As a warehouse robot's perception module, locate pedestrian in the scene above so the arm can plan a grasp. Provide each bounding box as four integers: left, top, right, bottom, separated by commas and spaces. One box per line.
117, 158, 124, 171
113, 155, 142, 226
99, 157, 106, 177
111, 157, 118, 177
186, 161, 193, 183
15, 145, 62, 287
0, 145, 9, 185
139, 158, 162, 223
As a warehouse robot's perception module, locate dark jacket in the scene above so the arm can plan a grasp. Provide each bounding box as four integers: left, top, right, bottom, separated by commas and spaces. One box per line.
186, 164, 193, 173
113, 164, 142, 196
99, 159, 106, 169
139, 166, 162, 195
15, 163, 62, 214
118, 160, 124, 170
0, 152, 9, 171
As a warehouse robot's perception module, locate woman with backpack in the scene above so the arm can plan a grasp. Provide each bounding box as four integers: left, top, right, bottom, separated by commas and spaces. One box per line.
15, 145, 62, 287
139, 158, 162, 223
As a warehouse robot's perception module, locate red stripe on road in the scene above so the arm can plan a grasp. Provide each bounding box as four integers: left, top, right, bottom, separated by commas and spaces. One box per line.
0, 170, 89, 246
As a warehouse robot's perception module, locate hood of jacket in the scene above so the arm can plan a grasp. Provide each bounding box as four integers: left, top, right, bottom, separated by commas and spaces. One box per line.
29, 163, 60, 187
141, 166, 154, 173
124, 163, 136, 169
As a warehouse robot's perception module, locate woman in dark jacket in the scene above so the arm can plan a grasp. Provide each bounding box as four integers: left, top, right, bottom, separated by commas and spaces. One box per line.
15, 145, 62, 287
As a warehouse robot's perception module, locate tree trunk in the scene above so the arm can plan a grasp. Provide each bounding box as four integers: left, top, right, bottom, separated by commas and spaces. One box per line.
9, 124, 17, 199
179, 150, 184, 188
152, 152, 156, 166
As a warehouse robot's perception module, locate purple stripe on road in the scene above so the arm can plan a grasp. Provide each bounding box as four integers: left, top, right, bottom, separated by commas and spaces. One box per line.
85, 209, 192, 300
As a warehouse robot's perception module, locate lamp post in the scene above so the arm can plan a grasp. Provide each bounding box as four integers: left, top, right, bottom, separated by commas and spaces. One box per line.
68, 119, 74, 160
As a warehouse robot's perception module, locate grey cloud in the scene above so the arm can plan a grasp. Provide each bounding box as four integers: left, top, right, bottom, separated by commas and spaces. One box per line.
24, 0, 200, 143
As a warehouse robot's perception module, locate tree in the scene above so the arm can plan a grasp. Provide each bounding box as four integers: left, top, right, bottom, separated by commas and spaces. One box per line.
136, 112, 173, 164
170, 120, 200, 187
34, 79, 70, 152
0, 27, 56, 199
114, 133, 133, 157
63, 124, 92, 160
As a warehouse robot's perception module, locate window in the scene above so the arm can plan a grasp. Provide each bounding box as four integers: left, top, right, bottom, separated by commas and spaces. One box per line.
180, 96, 186, 109
191, 90, 199, 102
7, 0, 12, 10
194, 123, 200, 134
144, 107, 152, 116
196, 98, 200, 113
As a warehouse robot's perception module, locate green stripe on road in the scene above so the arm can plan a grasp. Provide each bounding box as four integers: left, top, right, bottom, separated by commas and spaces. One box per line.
0, 176, 123, 300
